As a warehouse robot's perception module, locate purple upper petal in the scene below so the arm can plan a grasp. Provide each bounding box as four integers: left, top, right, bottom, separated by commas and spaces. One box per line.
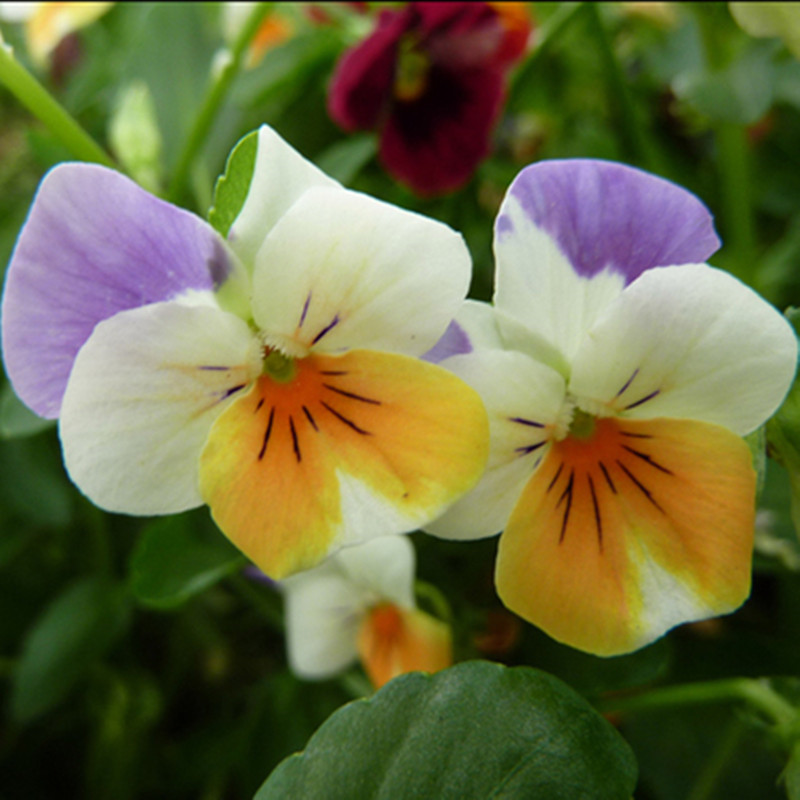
496, 160, 721, 283
2, 163, 233, 418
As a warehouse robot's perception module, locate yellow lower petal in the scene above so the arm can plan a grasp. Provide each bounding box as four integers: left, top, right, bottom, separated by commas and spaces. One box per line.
199, 349, 488, 578
496, 416, 755, 656
358, 604, 452, 688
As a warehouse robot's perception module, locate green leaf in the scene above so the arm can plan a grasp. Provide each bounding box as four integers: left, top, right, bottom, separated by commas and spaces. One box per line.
129, 512, 245, 609
0, 382, 54, 439
255, 661, 637, 800
208, 129, 259, 237
673, 41, 778, 124
0, 435, 73, 527
315, 135, 377, 186
783, 742, 800, 800
766, 308, 800, 538
11, 577, 131, 723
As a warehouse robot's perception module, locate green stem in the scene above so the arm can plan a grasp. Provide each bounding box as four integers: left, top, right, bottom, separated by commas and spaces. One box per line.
598, 678, 796, 730
687, 717, 746, 800
584, 3, 660, 171
0, 42, 114, 167
508, 2, 587, 104
715, 120, 757, 284
228, 573, 284, 631
167, 2, 272, 205
693, 4, 757, 284
414, 579, 453, 624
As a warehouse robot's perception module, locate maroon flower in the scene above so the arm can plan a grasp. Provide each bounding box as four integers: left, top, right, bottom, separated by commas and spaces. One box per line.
328, 2, 531, 196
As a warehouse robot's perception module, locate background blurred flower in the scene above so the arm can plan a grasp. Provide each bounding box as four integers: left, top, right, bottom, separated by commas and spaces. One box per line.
0, 1, 111, 65
729, 2, 800, 59
281, 536, 452, 688
328, 1, 532, 196
223, 2, 294, 68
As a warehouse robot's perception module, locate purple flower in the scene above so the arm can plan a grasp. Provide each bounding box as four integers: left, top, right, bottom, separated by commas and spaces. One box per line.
328, 2, 531, 196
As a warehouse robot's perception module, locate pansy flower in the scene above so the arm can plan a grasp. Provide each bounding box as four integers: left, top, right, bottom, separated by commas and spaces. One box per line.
327, 1, 531, 196
281, 535, 452, 687
426, 159, 798, 656
1, 125, 489, 579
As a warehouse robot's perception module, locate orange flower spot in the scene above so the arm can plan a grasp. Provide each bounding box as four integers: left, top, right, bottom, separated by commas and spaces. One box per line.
497, 416, 756, 655
358, 604, 452, 688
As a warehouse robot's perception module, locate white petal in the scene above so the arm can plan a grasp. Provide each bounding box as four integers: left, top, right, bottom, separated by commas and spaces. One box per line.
282, 569, 364, 680
426, 350, 567, 540
569, 264, 798, 435
334, 535, 415, 609
251, 186, 471, 357
494, 191, 627, 364
227, 125, 339, 267
60, 302, 261, 514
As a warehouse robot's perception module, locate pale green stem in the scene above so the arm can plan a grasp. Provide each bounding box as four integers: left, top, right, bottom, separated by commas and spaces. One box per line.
715, 120, 757, 284
167, 2, 272, 205
414, 579, 453, 624
598, 678, 796, 731
0, 42, 114, 166
687, 717, 746, 800
508, 3, 588, 101
584, 3, 660, 171
693, 4, 757, 284
228, 572, 284, 631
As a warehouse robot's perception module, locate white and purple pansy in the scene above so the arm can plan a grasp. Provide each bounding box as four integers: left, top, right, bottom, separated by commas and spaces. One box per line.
426, 159, 798, 657
1, 125, 489, 580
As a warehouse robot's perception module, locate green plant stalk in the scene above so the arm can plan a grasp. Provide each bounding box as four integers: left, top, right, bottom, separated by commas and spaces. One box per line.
598, 677, 796, 730
167, 2, 273, 205
584, 3, 661, 172
715, 120, 758, 285
228, 572, 284, 631
686, 717, 746, 800
693, 3, 757, 285
0, 42, 114, 167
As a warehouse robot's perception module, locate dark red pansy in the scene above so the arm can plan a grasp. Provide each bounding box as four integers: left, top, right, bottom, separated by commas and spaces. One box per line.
328, 2, 531, 196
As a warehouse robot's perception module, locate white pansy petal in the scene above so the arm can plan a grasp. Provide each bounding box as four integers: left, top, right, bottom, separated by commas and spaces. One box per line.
251, 186, 471, 357
569, 264, 798, 435
60, 302, 261, 515
495, 195, 627, 363
336, 536, 416, 609
282, 569, 364, 680
227, 125, 339, 266
426, 350, 567, 540
493, 160, 720, 363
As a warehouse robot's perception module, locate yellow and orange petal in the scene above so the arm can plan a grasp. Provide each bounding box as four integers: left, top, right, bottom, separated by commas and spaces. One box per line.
27, 2, 112, 64
358, 603, 452, 688
199, 349, 489, 579
496, 416, 756, 656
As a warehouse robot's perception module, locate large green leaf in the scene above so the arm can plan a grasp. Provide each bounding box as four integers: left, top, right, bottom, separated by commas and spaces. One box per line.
255, 661, 637, 800
208, 129, 259, 237
11, 577, 131, 723
129, 512, 245, 609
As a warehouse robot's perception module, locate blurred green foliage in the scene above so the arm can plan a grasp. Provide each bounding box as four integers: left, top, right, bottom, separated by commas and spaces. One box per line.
0, 2, 800, 798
